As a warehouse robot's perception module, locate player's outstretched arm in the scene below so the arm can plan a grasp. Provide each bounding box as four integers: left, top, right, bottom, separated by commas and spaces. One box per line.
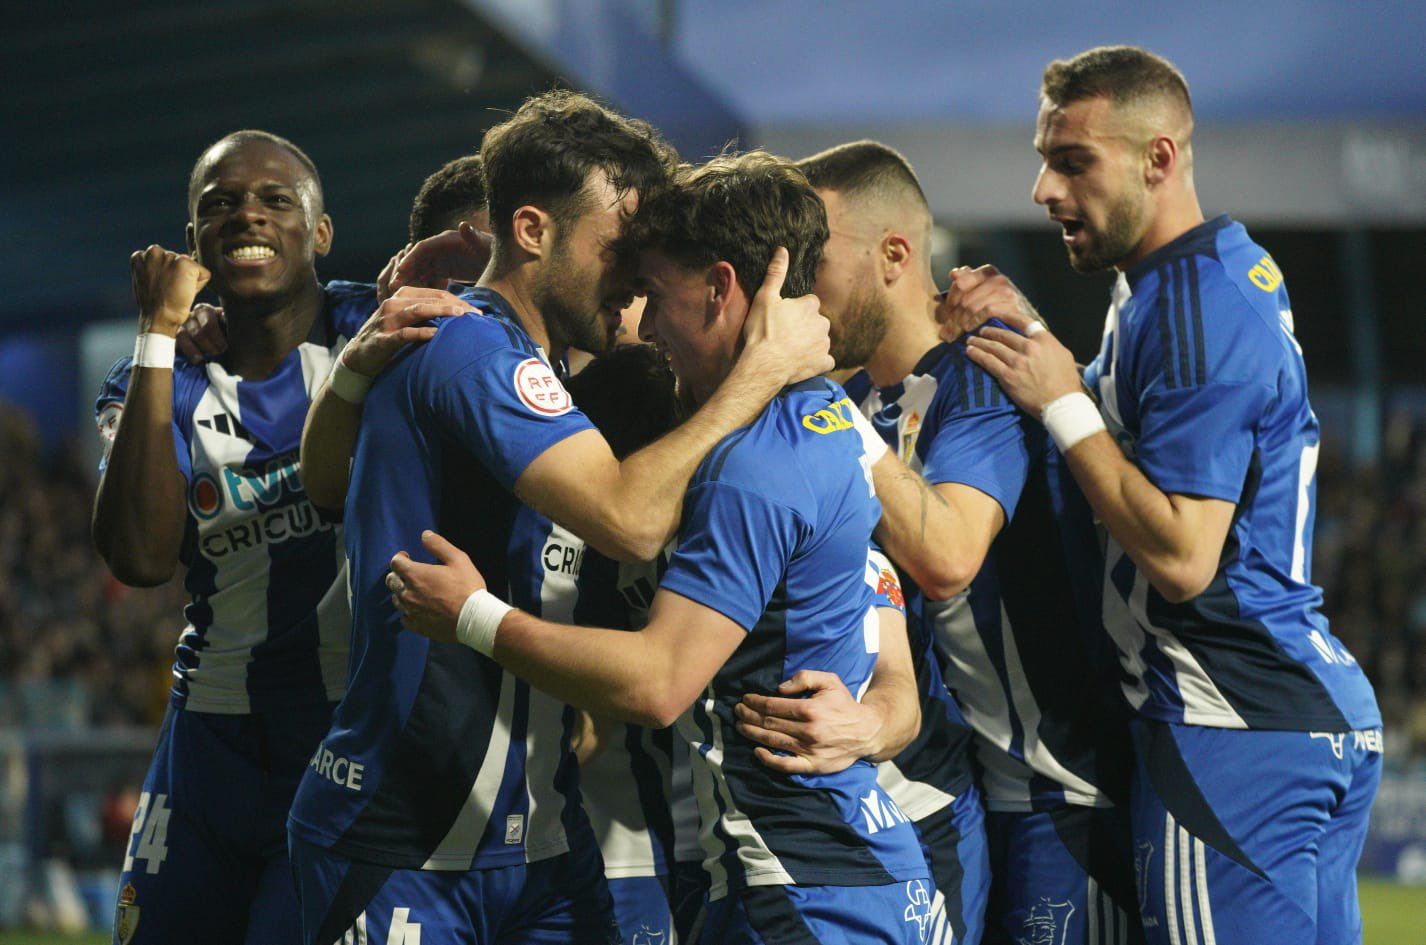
389, 531, 743, 728
93, 247, 208, 587
865, 447, 1005, 601
734, 605, 920, 775
961, 303, 1235, 603
299, 288, 472, 513
513, 247, 834, 563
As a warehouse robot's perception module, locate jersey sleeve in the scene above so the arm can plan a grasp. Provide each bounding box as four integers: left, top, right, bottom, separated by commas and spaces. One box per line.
1133, 379, 1273, 502
1129, 276, 1277, 502
919, 347, 1031, 521
657, 480, 806, 631
426, 339, 595, 491
866, 545, 905, 614
94, 355, 193, 480
324, 281, 379, 339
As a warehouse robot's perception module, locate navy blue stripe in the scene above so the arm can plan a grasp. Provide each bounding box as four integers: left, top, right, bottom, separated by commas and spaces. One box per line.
1188, 256, 1207, 386
737, 885, 822, 944
972, 360, 986, 408
1174, 258, 1193, 392
957, 359, 971, 411
1155, 265, 1177, 389
706, 426, 756, 483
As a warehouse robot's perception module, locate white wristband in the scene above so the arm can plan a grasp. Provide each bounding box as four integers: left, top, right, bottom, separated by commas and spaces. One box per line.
328, 359, 374, 404
849, 406, 889, 465
1041, 392, 1107, 454
455, 589, 513, 657
134, 333, 176, 370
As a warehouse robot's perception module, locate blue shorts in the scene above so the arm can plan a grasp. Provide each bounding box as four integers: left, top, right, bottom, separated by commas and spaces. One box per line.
111, 701, 336, 945
1129, 720, 1382, 945
912, 781, 989, 945
702, 880, 935, 945
983, 805, 1143, 945
289, 833, 617, 945
608, 874, 672, 945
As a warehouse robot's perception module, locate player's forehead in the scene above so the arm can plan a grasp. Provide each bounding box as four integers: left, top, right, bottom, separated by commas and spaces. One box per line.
196, 139, 311, 194
1033, 96, 1115, 155
635, 249, 703, 294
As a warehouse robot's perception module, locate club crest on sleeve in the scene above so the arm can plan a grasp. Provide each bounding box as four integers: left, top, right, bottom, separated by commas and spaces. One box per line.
513, 358, 573, 416
115, 882, 140, 945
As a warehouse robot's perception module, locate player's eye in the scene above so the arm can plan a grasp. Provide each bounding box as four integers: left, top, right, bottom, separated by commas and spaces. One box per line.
267, 194, 295, 207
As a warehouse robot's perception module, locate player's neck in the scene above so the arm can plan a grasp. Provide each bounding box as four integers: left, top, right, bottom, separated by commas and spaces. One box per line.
219, 276, 324, 380
479, 271, 563, 363
1119, 187, 1205, 272
865, 287, 944, 389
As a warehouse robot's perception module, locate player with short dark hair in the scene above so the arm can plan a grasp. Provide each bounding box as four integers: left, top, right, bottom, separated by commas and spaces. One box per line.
944, 45, 1381, 945
388, 151, 931, 945
288, 97, 833, 945
93, 130, 384, 945
408, 154, 489, 243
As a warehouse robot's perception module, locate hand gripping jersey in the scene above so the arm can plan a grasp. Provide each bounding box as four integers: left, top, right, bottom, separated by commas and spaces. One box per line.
846, 339, 1132, 812
94, 281, 376, 713
287, 288, 597, 871
656, 379, 928, 901
1082, 215, 1379, 732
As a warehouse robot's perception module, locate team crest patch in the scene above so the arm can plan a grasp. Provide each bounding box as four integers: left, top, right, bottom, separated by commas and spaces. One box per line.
1017, 898, 1074, 945
513, 358, 573, 416
115, 882, 140, 945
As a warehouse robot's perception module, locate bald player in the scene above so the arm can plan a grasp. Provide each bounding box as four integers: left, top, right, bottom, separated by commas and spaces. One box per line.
943, 46, 1381, 945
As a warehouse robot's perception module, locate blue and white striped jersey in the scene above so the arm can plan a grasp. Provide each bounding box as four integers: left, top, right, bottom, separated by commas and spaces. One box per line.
658, 379, 927, 901
1083, 215, 1380, 732
287, 287, 599, 871
94, 281, 376, 714
847, 339, 1132, 812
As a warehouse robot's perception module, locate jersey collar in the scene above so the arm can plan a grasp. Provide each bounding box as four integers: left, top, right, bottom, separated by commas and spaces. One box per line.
1125, 214, 1233, 291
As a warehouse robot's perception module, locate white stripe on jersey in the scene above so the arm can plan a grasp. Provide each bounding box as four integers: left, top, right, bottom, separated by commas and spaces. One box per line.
540, 523, 660, 876
927, 595, 1107, 810
1116, 554, 1247, 729
681, 689, 794, 900
421, 670, 520, 869
172, 344, 350, 713
874, 757, 956, 822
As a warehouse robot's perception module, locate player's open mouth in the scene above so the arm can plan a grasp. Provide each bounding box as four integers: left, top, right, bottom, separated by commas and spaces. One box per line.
225, 244, 277, 264
1057, 219, 1085, 245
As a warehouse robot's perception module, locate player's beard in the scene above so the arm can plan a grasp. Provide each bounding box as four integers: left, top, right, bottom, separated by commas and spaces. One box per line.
831, 281, 891, 370
535, 232, 614, 355
1069, 180, 1149, 273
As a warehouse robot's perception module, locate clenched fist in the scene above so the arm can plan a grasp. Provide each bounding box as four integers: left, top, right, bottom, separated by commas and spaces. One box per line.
131, 245, 211, 337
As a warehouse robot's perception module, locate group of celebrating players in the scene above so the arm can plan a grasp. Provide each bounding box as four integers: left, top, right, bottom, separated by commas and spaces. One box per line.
92, 43, 1382, 945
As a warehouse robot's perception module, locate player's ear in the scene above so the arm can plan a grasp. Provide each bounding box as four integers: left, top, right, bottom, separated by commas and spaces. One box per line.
510, 206, 550, 259
1145, 135, 1176, 187
314, 214, 334, 257
185, 222, 197, 256
881, 232, 913, 285
706, 260, 738, 323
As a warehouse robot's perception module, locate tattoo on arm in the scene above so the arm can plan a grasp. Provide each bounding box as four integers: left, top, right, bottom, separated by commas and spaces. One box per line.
896, 470, 948, 543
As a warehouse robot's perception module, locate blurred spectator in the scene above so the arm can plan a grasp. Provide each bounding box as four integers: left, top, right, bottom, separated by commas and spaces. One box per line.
0, 403, 178, 730
1315, 402, 1426, 756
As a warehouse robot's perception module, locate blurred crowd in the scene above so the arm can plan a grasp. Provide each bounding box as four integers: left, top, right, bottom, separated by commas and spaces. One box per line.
1314, 404, 1426, 757
0, 398, 1423, 752
0, 404, 179, 732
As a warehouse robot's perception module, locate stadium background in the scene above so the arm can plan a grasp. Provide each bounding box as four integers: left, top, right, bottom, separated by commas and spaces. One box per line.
1, 0, 1423, 939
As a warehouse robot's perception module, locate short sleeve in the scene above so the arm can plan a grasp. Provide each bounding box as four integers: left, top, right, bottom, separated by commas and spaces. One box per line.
866, 546, 905, 614
1134, 380, 1273, 502
920, 352, 1031, 521
657, 480, 805, 631
94, 356, 192, 480
324, 281, 379, 338
427, 342, 595, 490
